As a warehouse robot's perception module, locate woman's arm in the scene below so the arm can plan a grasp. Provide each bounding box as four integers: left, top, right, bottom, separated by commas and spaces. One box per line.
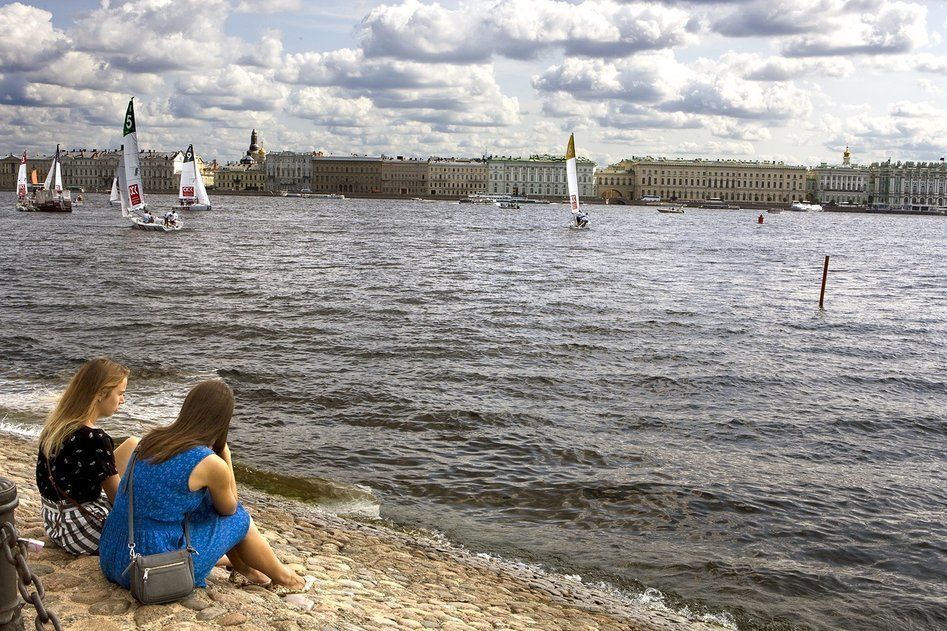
189, 453, 238, 516
219, 444, 239, 503
101, 435, 140, 503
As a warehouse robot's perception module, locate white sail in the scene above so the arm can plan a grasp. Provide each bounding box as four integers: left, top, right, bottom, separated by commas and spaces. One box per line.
194, 159, 210, 206
43, 145, 64, 195
179, 144, 197, 201
566, 133, 580, 215
116, 159, 130, 218
179, 144, 211, 208
109, 175, 120, 205
122, 98, 146, 212
16, 152, 28, 199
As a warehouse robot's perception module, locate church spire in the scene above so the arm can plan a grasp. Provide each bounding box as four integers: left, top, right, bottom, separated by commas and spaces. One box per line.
248, 129, 259, 154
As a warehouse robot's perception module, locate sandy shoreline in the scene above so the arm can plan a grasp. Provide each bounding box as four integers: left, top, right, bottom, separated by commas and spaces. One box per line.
0, 432, 727, 630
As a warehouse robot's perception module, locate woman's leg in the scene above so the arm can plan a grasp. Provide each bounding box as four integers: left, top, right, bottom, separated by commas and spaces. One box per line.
228, 519, 303, 588
223, 547, 270, 585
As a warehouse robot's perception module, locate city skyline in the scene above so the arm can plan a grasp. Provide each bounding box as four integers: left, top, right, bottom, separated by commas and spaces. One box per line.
1, 0, 945, 169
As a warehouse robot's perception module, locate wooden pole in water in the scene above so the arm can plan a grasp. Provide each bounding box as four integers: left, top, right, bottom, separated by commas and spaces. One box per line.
819, 255, 830, 308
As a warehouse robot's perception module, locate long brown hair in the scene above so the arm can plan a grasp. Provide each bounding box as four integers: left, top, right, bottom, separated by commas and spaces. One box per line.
137, 379, 234, 463
39, 358, 129, 458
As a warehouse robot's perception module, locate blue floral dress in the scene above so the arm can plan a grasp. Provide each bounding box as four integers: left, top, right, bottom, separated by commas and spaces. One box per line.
99, 446, 251, 588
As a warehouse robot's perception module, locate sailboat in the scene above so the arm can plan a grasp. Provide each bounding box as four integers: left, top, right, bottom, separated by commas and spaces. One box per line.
175, 144, 211, 211
566, 133, 589, 229
119, 98, 181, 232
32, 145, 72, 212
108, 175, 120, 206
14, 151, 34, 211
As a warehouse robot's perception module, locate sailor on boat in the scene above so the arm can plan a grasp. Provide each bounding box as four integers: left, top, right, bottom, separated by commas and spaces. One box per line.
142, 209, 155, 224
575, 212, 589, 228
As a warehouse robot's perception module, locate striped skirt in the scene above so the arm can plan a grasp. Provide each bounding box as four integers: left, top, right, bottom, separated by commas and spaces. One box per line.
41, 495, 111, 555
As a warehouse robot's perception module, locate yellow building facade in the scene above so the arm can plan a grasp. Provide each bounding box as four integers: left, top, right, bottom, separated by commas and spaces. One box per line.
596, 157, 807, 204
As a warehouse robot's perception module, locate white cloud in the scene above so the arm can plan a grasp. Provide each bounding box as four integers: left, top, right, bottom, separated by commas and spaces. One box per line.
237, 29, 284, 69
781, 0, 928, 57
174, 65, 289, 112
0, 3, 69, 72
234, 0, 302, 13
532, 53, 689, 103
278, 49, 521, 129
712, 52, 855, 81
288, 88, 374, 127
357, 0, 692, 62
917, 78, 942, 96
73, 0, 233, 72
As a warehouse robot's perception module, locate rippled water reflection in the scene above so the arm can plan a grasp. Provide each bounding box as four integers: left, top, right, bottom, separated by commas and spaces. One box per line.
1, 196, 945, 630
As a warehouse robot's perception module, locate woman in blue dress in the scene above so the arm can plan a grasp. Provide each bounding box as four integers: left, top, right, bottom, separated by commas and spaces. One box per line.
99, 379, 311, 593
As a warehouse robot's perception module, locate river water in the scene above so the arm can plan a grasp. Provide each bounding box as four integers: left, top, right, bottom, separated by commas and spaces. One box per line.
1, 196, 944, 630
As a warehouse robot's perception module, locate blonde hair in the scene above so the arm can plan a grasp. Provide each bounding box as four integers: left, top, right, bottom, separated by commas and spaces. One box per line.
39, 358, 130, 458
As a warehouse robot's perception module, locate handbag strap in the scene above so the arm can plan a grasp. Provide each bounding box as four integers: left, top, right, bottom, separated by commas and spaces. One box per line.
46, 465, 102, 525
125, 449, 193, 560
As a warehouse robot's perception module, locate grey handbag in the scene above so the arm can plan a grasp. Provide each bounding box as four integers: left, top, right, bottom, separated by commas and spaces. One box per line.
122, 450, 196, 604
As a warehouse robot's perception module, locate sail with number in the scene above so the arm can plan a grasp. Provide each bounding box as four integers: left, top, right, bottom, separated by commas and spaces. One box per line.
178, 144, 211, 209
122, 98, 146, 212
16, 152, 28, 200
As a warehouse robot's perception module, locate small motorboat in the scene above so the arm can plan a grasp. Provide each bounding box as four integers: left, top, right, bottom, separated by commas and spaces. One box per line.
658, 206, 684, 214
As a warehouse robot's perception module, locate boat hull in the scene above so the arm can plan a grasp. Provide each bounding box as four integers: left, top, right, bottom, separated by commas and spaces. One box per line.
132, 220, 181, 232
34, 201, 72, 212
178, 203, 211, 211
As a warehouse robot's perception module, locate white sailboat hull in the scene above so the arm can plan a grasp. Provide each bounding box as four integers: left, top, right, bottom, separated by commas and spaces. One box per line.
131, 219, 181, 232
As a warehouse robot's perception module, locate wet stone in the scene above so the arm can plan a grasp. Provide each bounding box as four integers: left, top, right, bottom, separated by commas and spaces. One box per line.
196, 605, 227, 621
134, 604, 175, 627
181, 592, 213, 610
71, 587, 112, 604
87, 598, 130, 615
218, 612, 248, 626
42, 573, 84, 590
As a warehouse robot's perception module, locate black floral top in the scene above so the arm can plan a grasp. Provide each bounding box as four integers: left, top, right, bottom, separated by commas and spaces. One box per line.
36, 427, 118, 504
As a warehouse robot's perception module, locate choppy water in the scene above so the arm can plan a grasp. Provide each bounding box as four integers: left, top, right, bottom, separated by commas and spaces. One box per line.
1, 196, 945, 630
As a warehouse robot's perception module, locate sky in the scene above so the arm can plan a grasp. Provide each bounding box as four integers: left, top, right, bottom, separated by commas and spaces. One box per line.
1, 0, 945, 169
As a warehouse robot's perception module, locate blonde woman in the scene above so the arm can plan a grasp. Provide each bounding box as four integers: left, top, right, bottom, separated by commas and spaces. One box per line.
35, 358, 140, 555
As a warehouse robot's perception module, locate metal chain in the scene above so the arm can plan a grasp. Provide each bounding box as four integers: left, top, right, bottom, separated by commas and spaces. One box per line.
0, 522, 62, 631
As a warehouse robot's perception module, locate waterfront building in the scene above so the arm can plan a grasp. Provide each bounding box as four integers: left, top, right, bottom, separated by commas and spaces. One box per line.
214, 163, 265, 191
60, 149, 121, 192
310, 156, 383, 195
595, 157, 807, 204
2, 149, 184, 193
487, 155, 595, 199
266, 151, 315, 193
868, 159, 947, 210
427, 158, 488, 197
214, 130, 267, 192
138, 150, 183, 192
381, 157, 428, 196
811, 147, 869, 206
0, 153, 52, 191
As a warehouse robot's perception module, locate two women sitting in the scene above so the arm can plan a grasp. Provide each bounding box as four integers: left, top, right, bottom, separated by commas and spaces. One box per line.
35, 358, 312, 594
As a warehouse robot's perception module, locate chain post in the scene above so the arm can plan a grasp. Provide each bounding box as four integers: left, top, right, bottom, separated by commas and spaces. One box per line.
0, 478, 61, 631
0, 477, 23, 631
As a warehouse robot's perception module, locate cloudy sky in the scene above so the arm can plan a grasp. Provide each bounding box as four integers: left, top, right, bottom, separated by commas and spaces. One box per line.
1, 0, 945, 168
